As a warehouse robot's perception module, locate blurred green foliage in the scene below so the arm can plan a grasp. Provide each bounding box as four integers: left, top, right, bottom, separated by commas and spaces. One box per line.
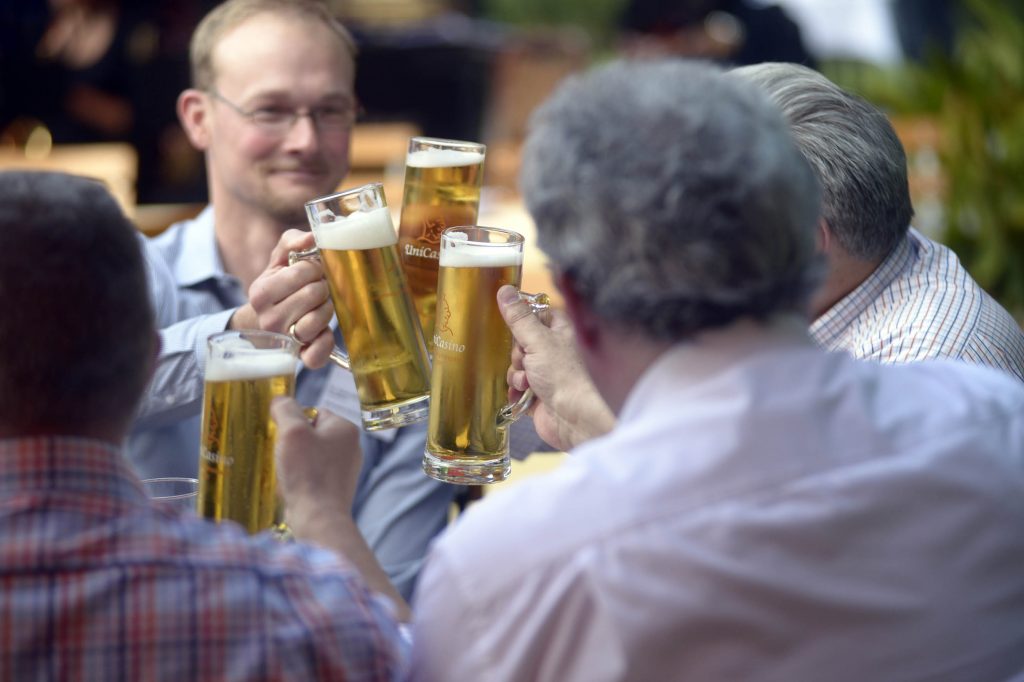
826, 0, 1024, 318
479, 0, 627, 49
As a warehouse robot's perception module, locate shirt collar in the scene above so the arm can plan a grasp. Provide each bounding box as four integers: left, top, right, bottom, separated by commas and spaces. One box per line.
171, 205, 229, 287
810, 231, 917, 348
0, 436, 147, 505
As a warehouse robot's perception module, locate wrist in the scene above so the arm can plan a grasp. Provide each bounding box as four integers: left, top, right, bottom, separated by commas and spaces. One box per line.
286, 497, 351, 541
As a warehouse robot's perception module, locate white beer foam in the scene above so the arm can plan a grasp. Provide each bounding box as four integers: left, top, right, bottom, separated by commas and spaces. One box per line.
313, 206, 397, 250
440, 238, 523, 268
406, 148, 485, 169
206, 351, 296, 381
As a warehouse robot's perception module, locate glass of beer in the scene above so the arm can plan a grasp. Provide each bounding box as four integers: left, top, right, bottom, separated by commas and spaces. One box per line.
397, 137, 486, 348
423, 226, 549, 484
291, 182, 432, 431
198, 330, 298, 534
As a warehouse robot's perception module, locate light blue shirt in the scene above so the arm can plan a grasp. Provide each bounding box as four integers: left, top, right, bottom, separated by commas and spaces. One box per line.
129, 207, 456, 600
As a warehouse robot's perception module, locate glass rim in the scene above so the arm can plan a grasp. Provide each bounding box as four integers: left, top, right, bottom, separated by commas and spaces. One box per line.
440, 225, 524, 247
304, 181, 384, 210
141, 477, 199, 501
409, 136, 486, 152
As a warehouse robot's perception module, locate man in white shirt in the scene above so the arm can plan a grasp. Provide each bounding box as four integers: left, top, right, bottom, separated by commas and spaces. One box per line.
400, 59, 1024, 680
731, 62, 1024, 381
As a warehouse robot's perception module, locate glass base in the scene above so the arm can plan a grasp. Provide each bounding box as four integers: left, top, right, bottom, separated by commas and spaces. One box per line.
363, 394, 430, 431
422, 449, 510, 484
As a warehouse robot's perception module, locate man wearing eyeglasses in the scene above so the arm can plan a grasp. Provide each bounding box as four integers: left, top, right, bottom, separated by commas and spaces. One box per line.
128, 0, 456, 602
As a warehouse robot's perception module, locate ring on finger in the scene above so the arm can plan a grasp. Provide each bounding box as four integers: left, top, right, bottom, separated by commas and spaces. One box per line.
288, 322, 304, 346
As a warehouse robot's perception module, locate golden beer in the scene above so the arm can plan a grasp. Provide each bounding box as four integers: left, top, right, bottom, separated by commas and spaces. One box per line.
315, 206, 431, 414
198, 336, 297, 534
425, 228, 523, 484
397, 139, 486, 342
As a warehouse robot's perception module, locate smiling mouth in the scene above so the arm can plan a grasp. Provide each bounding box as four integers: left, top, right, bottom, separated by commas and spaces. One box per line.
274, 168, 325, 177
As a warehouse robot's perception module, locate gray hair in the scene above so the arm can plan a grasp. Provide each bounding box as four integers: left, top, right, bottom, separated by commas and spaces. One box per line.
519, 59, 822, 341
730, 62, 913, 261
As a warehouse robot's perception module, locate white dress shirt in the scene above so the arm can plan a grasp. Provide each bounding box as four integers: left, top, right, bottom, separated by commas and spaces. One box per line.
411, 318, 1024, 681
811, 228, 1024, 381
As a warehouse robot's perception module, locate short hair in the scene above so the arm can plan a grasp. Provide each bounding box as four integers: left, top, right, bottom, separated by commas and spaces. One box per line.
730, 62, 913, 261
189, 0, 357, 91
0, 171, 155, 435
520, 59, 822, 341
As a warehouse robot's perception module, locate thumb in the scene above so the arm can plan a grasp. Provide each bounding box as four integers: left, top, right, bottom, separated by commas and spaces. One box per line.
497, 285, 549, 347
269, 228, 316, 267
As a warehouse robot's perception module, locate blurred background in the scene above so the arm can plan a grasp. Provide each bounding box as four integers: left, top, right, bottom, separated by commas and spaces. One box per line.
1, 0, 1022, 317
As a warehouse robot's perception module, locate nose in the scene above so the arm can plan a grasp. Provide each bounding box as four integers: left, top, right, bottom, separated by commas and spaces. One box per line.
281, 112, 319, 154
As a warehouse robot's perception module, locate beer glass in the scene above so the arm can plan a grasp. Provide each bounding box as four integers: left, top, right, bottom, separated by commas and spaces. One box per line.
397, 137, 486, 348
291, 183, 432, 431
198, 330, 298, 534
423, 226, 549, 484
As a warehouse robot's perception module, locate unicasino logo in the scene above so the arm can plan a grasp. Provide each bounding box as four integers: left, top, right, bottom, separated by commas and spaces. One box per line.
405, 243, 439, 260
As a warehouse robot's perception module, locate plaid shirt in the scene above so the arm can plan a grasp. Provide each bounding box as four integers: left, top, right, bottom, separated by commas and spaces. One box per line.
0, 436, 408, 681
811, 228, 1024, 381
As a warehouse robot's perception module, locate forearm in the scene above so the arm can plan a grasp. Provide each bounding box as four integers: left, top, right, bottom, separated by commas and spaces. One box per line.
288, 502, 412, 622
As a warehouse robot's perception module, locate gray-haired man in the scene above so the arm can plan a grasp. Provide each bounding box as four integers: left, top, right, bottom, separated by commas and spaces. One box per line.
402, 59, 1024, 680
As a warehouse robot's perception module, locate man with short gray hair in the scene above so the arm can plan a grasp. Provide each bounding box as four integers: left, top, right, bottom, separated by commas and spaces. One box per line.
732, 62, 1024, 380
402, 59, 1024, 680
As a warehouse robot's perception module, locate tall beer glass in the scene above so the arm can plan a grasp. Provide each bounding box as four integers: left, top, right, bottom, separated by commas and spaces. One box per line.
397, 137, 486, 347
423, 227, 548, 484
292, 183, 431, 431
198, 330, 298, 534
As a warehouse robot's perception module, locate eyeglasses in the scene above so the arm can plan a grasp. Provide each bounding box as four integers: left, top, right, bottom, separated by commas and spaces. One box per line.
207, 90, 358, 135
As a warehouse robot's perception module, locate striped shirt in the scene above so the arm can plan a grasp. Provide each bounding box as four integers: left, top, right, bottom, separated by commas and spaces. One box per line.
0, 436, 408, 681
811, 228, 1024, 381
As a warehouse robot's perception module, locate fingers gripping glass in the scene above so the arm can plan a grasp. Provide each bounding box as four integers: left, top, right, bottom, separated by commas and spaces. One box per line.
208, 90, 358, 134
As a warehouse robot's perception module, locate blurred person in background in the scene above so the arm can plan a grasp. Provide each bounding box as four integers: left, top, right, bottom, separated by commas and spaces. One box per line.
618, 0, 815, 66
0, 0, 210, 203
128, 0, 456, 602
